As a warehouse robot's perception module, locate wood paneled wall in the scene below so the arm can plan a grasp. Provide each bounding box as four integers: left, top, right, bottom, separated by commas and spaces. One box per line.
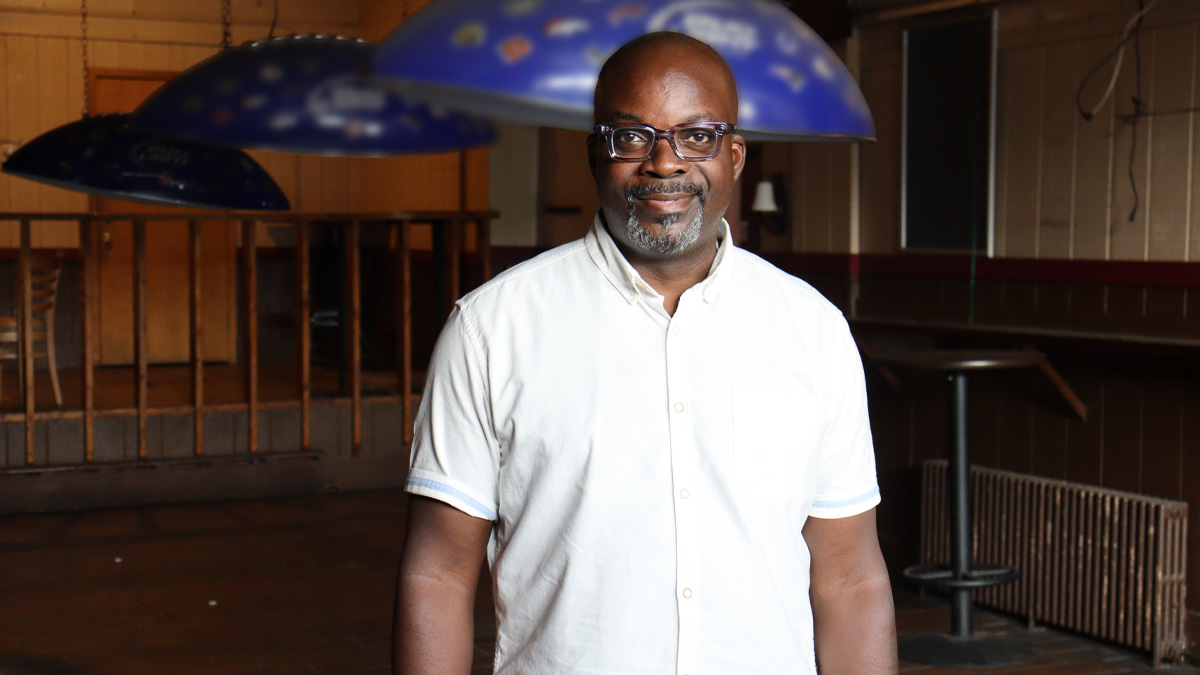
537, 128, 596, 247
865, 345, 1200, 647
774, 261, 1200, 648
854, 0, 1200, 261
758, 40, 859, 256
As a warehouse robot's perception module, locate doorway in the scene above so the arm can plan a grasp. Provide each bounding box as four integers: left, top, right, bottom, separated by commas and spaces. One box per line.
88, 69, 239, 365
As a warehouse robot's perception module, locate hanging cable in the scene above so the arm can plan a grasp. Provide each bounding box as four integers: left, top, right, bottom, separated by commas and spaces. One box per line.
220, 0, 233, 48
1074, 0, 1157, 223
1125, 0, 1146, 223
268, 0, 279, 39
1074, 0, 1157, 121
80, 0, 90, 118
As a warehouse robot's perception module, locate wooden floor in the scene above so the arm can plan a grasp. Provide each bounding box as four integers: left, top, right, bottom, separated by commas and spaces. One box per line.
0, 491, 1196, 674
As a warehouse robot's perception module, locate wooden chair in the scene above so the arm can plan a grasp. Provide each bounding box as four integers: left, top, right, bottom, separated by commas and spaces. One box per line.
0, 252, 64, 407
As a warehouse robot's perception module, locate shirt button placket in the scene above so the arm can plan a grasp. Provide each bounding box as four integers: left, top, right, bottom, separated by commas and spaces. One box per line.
665, 314, 697, 675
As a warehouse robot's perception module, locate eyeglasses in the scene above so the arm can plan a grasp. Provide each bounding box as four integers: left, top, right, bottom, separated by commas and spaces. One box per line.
593, 122, 735, 162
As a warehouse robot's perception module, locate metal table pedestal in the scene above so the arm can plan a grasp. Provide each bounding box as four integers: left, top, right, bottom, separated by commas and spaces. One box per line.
877, 350, 1046, 668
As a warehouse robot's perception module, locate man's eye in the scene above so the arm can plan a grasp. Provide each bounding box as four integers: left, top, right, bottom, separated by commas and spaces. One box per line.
616, 131, 649, 146
681, 129, 716, 145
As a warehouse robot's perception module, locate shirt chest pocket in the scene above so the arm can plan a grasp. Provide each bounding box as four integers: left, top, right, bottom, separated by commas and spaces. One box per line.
731, 386, 823, 503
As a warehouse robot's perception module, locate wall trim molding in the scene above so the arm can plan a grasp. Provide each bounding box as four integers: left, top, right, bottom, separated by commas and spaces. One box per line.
763, 252, 1200, 287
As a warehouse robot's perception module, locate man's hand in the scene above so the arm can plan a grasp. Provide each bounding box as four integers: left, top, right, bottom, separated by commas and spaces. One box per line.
804, 508, 898, 674
393, 495, 493, 674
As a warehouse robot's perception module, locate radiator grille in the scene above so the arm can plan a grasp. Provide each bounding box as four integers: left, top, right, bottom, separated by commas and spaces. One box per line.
919, 460, 1189, 663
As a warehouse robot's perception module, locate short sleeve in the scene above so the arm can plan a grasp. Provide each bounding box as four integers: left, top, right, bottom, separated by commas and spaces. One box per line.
406, 305, 500, 521
809, 315, 881, 519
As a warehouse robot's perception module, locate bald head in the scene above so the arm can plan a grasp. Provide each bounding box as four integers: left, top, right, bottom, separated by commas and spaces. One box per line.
594, 32, 738, 124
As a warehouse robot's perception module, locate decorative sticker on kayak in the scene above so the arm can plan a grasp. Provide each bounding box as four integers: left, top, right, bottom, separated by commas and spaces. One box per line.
545, 17, 590, 38
498, 35, 534, 64
453, 22, 487, 48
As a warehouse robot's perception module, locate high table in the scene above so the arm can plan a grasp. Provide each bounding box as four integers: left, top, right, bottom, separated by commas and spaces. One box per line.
874, 349, 1046, 667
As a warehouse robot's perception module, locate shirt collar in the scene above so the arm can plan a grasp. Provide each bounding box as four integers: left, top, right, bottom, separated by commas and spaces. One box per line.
585, 213, 733, 305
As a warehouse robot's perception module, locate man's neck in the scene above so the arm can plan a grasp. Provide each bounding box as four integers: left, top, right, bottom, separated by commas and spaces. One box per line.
619, 241, 717, 317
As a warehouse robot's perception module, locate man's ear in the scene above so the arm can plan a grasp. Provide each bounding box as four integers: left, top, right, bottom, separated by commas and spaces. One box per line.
729, 133, 747, 183
586, 133, 599, 179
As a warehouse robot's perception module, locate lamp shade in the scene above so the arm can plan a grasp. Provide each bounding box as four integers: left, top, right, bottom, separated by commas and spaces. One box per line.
2, 113, 289, 210
751, 179, 779, 213
130, 35, 497, 157
371, 0, 874, 141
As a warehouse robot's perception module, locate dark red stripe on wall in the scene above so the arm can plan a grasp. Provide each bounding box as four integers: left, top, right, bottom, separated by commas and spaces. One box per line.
762, 252, 1200, 287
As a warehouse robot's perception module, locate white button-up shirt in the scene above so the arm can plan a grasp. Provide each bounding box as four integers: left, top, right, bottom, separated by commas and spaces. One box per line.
407, 216, 880, 674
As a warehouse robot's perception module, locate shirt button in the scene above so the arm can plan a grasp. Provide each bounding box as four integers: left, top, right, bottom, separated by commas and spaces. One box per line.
674, 402, 685, 413
679, 489, 690, 499
682, 588, 693, 599
672, 325, 681, 336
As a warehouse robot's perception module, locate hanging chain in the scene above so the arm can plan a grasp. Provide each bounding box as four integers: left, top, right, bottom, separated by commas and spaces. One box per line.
220, 0, 233, 48
268, 0, 278, 39
80, 0, 90, 118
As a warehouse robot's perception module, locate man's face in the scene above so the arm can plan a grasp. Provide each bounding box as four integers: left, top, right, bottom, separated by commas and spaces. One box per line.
590, 55, 746, 260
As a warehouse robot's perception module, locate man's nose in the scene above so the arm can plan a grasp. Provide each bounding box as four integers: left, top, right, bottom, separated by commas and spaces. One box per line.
640, 137, 688, 177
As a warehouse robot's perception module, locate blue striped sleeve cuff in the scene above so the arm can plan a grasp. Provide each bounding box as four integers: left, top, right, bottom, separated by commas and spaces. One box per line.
810, 485, 881, 519
405, 473, 498, 521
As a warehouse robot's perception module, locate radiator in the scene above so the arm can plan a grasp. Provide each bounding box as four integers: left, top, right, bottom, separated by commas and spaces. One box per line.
919, 460, 1189, 663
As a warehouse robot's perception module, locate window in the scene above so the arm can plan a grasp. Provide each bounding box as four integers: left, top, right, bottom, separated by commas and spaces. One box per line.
902, 11, 996, 254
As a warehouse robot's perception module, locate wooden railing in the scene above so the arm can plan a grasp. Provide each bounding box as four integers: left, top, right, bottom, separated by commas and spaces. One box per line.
1, 211, 495, 469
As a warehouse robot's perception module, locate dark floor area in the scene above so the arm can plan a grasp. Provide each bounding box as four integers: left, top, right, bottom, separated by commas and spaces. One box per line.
0, 491, 1194, 674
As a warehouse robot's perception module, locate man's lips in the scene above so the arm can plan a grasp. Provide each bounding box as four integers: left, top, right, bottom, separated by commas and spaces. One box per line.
635, 193, 696, 212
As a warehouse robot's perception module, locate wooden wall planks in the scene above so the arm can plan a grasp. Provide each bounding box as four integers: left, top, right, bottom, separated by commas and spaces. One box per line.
864, 333, 1200, 623
1150, 24, 1197, 261
850, 0, 1200, 262
1038, 40, 1077, 259
537, 128, 597, 247
859, 62, 902, 255
999, 45, 1044, 258
1108, 21, 1150, 262
1074, 35, 1117, 260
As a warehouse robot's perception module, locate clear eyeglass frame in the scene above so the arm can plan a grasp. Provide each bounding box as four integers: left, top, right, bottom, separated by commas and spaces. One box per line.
593, 122, 736, 162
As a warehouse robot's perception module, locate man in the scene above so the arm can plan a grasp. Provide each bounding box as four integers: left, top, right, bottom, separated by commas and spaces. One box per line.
394, 32, 898, 674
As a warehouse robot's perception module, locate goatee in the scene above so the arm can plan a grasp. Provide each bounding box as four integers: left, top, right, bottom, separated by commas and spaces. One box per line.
624, 180, 707, 255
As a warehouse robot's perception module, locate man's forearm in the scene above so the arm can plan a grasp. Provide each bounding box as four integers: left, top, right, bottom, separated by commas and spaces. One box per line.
812, 571, 898, 673
392, 496, 492, 674
393, 571, 479, 674
805, 510, 898, 674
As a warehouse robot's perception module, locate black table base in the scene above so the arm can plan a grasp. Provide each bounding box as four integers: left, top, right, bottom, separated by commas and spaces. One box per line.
874, 350, 1048, 668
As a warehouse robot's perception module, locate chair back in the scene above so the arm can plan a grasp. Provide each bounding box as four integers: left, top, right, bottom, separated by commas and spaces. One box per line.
0, 252, 63, 347
27, 252, 64, 316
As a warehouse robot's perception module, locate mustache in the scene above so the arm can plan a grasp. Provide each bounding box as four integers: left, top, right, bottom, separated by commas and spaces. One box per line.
625, 180, 706, 202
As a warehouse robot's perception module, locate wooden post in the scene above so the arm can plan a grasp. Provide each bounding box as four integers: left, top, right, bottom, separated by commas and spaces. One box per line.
80, 218, 95, 462
19, 220, 34, 465
447, 217, 461, 303
295, 219, 311, 451
478, 215, 492, 283
397, 219, 413, 445
134, 219, 148, 460
189, 220, 205, 456
243, 220, 259, 454
346, 220, 362, 456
